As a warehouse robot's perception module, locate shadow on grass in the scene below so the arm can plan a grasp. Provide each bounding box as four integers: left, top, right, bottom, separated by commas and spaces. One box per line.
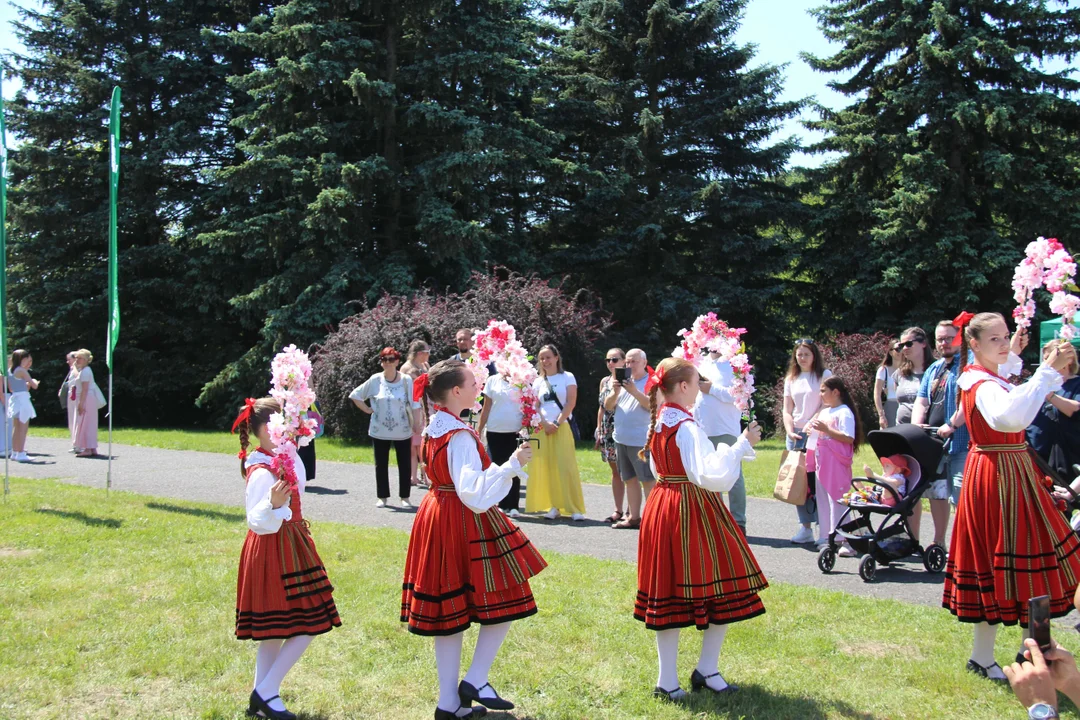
34, 508, 122, 528
145, 502, 245, 523
688, 683, 880, 719
304, 485, 348, 496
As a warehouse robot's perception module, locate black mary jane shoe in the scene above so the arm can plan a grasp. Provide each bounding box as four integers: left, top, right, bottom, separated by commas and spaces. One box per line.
459, 680, 514, 710
434, 705, 488, 720
652, 686, 688, 702
248, 690, 297, 720
690, 669, 739, 694
966, 659, 1008, 684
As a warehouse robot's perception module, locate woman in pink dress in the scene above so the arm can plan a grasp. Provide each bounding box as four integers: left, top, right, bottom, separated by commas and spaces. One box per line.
71, 349, 100, 457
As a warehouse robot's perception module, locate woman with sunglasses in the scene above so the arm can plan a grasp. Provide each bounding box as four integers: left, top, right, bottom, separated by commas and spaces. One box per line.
783, 338, 832, 545
597, 349, 627, 523
894, 328, 932, 425
349, 347, 423, 508
874, 341, 902, 428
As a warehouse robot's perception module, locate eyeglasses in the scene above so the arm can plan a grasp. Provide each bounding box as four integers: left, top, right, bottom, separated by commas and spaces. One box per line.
380, 357, 398, 363
794, 338, 815, 346
605, 357, 622, 363
896, 340, 917, 349
935, 336, 956, 345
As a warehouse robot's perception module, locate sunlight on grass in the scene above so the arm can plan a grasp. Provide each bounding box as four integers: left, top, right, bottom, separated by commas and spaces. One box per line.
1, 478, 1075, 719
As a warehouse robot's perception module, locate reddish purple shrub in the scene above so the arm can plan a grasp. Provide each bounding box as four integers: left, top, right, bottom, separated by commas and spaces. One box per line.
767, 332, 895, 435
311, 268, 612, 439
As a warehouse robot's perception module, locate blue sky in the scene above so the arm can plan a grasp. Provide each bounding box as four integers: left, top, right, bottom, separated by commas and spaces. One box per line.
0, 0, 845, 162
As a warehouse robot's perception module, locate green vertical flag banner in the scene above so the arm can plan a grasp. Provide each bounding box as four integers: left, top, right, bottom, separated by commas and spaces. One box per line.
0, 92, 8, 371
107, 87, 120, 370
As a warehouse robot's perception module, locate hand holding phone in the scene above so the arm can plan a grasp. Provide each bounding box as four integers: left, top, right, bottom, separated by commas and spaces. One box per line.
614, 367, 627, 383
1030, 595, 1053, 662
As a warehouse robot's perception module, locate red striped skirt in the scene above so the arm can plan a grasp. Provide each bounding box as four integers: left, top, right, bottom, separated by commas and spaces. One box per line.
401, 486, 547, 636
235, 520, 341, 640
944, 445, 1080, 626
635, 478, 767, 630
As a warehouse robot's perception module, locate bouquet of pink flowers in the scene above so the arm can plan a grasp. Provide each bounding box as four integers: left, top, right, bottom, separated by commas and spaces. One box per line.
1012, 237, 1078, 341
266, 345, 319, 488
673, 313, 756, 419
472, 320, 542, 431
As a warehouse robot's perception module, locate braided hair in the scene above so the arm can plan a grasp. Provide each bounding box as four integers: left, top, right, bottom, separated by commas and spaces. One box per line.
235, 397, 281, 479
416, 360, 470, 471
637, 358, 698, 461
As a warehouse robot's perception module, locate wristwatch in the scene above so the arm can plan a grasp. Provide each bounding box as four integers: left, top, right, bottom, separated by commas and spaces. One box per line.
1029, 703, 1060, 719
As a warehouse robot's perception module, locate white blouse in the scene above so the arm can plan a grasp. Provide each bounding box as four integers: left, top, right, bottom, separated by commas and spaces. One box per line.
428, 411, 527, 513
959, 363, 1064, 434
244, 450, 307, 535
648, 406, 754, 493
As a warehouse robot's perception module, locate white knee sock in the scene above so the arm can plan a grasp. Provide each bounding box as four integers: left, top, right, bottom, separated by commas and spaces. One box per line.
254, 639, 284, 688
463, 622, 511, 697
435, 633, 469, 715
255, 635, 313, 712
972, 622, 1004, 678
655, 628, 681, 691
696, 624, 729, 679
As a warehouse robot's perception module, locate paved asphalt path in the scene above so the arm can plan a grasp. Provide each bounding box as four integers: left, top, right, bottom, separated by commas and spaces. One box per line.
10, 437, 967, 610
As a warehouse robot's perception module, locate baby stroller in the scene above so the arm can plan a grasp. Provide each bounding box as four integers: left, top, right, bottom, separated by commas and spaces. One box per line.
818, 423, 946, 582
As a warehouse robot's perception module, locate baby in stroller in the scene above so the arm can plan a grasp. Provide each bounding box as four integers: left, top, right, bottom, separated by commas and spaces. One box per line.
851, 455, 911, 507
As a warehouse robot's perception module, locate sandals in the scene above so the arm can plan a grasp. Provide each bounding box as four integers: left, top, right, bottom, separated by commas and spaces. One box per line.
606, 510, 624, 523
612, 517, 641, 530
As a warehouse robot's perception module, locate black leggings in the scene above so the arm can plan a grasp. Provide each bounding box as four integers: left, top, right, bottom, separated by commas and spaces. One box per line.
373, 438, 412, 499
296, 440, 316, 481
487, 431, 522, 512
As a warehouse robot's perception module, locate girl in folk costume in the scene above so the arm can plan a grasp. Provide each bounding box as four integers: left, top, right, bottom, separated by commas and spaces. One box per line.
635, 358, 766, 700
944, 313, 1080, 682
234, 397, 341, 720
402, 360, 547, 719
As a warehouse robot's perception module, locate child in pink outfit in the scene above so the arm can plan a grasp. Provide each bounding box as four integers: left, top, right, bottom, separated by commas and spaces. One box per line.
861, 455, 910, 507
808, 377, 864, 553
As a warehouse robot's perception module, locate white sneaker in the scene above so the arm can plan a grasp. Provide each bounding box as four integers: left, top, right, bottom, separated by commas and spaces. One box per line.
791, 526, 815, 544
571, 513, 585, 522
838, 544, 858, 558
376, 499, 387, 508
400, 498, 412, 509
14, 452, 29, 462
544, 508, 560, 520
506, 509, 521, 518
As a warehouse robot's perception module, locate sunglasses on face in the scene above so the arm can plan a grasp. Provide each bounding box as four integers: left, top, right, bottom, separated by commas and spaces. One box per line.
897, 340, 921, 349
380, 358, 398, 363
605, 357, 623, 363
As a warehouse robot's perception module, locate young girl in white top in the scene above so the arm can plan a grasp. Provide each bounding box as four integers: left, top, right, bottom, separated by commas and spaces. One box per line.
808, 376, 863, 554
8, 349, 40, 462
782, 339, 833, 543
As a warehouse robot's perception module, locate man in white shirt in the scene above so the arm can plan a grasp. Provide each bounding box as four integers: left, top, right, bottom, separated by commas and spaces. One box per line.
605, 348, 655, 529
694, 351, 747, 535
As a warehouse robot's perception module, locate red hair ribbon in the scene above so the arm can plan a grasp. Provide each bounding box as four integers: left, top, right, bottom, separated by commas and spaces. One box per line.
951, 311, 975, 347
644, 365, 665, 394
231, 398, 257, 433
237, 449, 247, 460
412, 373, 430, 403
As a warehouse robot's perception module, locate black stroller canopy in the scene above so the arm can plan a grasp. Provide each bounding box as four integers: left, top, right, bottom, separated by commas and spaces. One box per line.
866, 425, 945, 480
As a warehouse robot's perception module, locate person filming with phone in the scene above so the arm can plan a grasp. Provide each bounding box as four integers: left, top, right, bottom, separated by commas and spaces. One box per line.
604, 348, 655, 529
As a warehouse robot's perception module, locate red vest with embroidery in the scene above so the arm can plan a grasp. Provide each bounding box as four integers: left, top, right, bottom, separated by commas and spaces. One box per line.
424, 422, 492, 489
648, 406, 693, 478
246, 460, 303, 523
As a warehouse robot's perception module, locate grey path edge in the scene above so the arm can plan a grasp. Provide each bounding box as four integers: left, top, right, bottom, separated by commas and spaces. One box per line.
12, 437, 961, 609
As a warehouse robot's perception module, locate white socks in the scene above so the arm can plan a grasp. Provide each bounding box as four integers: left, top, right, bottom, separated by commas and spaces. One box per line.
255, 639, 284, 688
435, 633, 467, 714
463, 623, 511, 699
972, 622, 1005, 679
255, 635, 313, 712
655, 628, 681, 690
697, 625, 730, 690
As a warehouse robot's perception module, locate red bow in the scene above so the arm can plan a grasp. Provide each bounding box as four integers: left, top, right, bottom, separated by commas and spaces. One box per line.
231, 398, 257, 433
412, 373, 430, 403
644, 365, 665, 394
951, 311, 975, 347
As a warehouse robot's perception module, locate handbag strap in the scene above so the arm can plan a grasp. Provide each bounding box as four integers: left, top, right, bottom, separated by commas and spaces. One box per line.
544, 376, 564, 412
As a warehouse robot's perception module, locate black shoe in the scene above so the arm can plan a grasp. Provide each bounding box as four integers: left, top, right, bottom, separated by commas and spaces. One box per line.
966, 659, 1008, 684
458, 680, 514, 710
690, 669, 739, 694
248, 690, 297, 720
652, 686, 688, 702
434, 706, 488, 719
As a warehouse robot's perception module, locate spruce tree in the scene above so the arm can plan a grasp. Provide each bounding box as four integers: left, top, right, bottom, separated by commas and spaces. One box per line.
539, 0, 804, 360
4, 0, 263, 424
802, 0, 1080, 330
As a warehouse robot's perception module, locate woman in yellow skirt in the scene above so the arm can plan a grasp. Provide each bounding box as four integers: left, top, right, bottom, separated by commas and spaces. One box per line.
527, 345, 587, 520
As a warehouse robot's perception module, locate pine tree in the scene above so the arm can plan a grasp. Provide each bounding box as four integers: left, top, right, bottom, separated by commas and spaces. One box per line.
4, 0, 264, 424
538, 0, 805, 362
197, 0, 557, 410
802, 0, 1080, 330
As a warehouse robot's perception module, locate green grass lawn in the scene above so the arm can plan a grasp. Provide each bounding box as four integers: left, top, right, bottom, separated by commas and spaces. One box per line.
29, 426, 879, 500
2, 478, 1076, 719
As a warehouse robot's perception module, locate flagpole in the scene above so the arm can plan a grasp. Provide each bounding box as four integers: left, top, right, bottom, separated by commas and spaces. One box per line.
106, 86, 120, 494
1, 88, 8, 501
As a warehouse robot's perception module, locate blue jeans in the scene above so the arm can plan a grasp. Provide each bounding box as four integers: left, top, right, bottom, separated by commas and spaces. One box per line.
943, 450, 969, 506
713, 434, 746, 529
787, 430, 817, 525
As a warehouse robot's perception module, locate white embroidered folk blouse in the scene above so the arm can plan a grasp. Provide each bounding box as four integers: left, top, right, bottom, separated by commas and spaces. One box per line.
427, 411, 527, 513
244, 449, 307, 535
647, 406, 755, 494
958, 363, 1064, 434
